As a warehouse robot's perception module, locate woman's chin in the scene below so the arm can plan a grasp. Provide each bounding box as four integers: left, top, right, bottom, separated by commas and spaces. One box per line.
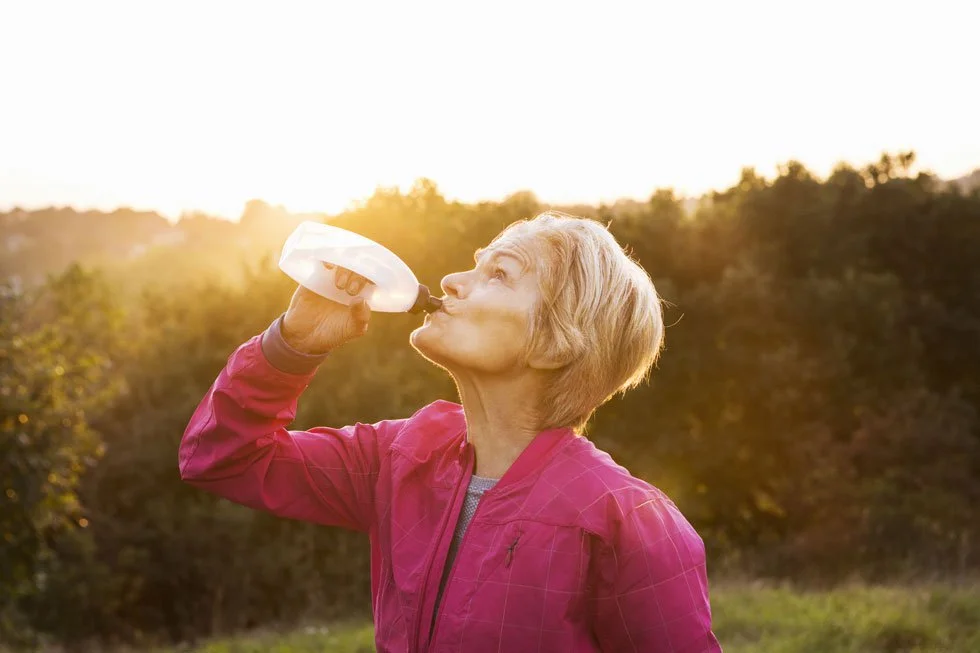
411, 324, 458, 367
410, 323, 441, 356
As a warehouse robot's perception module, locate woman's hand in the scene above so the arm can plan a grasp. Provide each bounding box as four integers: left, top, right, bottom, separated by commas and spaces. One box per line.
281, 263, 372, 355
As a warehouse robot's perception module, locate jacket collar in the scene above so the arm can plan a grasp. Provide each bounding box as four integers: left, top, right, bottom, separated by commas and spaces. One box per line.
461, 424, 576, 492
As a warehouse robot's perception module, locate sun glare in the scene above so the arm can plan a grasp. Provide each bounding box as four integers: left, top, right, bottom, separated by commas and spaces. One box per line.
0, 1, 977, 220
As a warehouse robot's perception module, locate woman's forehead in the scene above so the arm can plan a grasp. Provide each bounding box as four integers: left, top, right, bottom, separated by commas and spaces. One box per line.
475, 232, 540, 265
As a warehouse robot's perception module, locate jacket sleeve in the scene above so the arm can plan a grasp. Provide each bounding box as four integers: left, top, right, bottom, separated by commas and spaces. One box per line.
590, 498, 722, 653
178, 314, 405, 533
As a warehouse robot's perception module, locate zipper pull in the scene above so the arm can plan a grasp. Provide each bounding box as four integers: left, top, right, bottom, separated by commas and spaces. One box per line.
504, 535, 521, 568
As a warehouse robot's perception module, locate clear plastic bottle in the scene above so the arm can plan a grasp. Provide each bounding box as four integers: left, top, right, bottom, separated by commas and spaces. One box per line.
278, 221, 442, 313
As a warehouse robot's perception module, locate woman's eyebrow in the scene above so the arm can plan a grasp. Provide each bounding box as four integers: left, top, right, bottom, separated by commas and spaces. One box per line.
498, 251, 528, 271
477, 249, 528, 273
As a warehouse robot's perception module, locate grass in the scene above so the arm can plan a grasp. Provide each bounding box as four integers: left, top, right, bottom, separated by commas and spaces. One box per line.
149, 621, 376, 653
133, 582, 980, 652
711, 582, 980, 653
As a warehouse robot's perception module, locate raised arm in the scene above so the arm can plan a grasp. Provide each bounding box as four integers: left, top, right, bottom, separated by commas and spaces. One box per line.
179, 313, 402, 532
179, 267, 392, 532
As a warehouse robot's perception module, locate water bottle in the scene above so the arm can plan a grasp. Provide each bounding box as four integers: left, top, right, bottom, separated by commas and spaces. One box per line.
278, 221, 443, 314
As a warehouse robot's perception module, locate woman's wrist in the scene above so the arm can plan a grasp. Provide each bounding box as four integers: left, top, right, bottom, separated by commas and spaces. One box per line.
280, 315, 326, 355
260, 314, 330, 374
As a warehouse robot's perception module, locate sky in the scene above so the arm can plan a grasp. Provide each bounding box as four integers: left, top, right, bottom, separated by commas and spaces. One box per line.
1, 0, 978, 221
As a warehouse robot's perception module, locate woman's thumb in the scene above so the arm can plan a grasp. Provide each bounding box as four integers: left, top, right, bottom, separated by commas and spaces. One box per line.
349, 297, 371, 334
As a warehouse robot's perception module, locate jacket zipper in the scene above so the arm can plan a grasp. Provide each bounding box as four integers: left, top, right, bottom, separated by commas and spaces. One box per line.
426, 481, 497, 648
504, 534, 520, 568
412, 444, 473, 653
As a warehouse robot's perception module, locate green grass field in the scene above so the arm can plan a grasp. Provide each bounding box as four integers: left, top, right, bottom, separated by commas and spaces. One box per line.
143, 582, 979, 652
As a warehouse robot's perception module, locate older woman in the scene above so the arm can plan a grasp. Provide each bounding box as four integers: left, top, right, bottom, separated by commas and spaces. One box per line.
179, 212, 721, 652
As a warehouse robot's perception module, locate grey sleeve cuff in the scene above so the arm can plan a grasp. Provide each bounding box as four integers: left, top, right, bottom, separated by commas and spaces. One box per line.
259, 313, 330, 375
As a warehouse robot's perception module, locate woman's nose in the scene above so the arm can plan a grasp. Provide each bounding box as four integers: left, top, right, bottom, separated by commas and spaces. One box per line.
441, 272, 467, 299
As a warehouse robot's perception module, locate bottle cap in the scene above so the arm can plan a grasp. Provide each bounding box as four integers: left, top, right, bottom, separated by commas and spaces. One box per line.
409, 284, 443, 314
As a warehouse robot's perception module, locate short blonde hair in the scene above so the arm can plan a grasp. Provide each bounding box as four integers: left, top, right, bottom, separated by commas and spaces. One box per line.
482, 211, 665, 433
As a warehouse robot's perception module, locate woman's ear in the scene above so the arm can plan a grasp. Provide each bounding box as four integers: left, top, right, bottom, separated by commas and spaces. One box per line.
527, 351, 569, 370
526, 320, 583, 370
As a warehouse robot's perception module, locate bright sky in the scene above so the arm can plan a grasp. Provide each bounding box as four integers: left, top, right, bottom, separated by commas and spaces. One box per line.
1, 0, 977, 221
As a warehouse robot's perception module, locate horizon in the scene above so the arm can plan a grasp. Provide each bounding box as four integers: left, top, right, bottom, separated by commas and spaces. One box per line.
2, 1, 978, 222
0, 154, 975, 225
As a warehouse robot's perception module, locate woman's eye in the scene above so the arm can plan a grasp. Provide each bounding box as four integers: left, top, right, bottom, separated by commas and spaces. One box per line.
491, 268, 506, 281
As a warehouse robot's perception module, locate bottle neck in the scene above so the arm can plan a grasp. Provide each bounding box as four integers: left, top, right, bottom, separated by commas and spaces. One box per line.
409, 284, 443, 314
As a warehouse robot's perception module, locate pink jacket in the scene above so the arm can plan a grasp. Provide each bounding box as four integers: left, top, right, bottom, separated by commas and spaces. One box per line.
179, 321, 721, 652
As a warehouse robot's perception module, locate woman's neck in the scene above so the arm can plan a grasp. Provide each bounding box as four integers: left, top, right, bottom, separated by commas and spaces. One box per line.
453, 370, 545, 479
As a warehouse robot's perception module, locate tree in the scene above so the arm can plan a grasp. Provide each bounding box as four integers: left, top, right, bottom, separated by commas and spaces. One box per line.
0, 266, 123, 644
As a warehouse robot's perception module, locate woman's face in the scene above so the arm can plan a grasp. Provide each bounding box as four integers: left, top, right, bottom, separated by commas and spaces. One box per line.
410, 237, 542, 375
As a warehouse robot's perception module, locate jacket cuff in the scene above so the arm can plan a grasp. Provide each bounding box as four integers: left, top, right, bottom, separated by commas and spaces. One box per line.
259, 314, 329, 375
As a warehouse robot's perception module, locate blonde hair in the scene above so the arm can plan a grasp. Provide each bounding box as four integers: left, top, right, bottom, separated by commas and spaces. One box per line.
483, 211, 665, 433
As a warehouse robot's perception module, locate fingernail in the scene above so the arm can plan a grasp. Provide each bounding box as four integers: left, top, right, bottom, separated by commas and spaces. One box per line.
335, 269, 349, 289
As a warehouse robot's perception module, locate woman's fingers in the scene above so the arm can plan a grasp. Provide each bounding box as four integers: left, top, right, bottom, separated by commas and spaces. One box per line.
347, 276, 367, 296
334, 267, 351, 289
330, 264, 370, 296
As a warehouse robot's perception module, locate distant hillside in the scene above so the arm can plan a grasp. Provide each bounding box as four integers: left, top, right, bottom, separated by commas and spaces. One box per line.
0, 200, 321, 294
952, 169, 980, 193
0, 192, 672, 294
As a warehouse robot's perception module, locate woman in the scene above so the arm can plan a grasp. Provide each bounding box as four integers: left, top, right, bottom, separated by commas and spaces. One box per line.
180, 212, 721, 652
